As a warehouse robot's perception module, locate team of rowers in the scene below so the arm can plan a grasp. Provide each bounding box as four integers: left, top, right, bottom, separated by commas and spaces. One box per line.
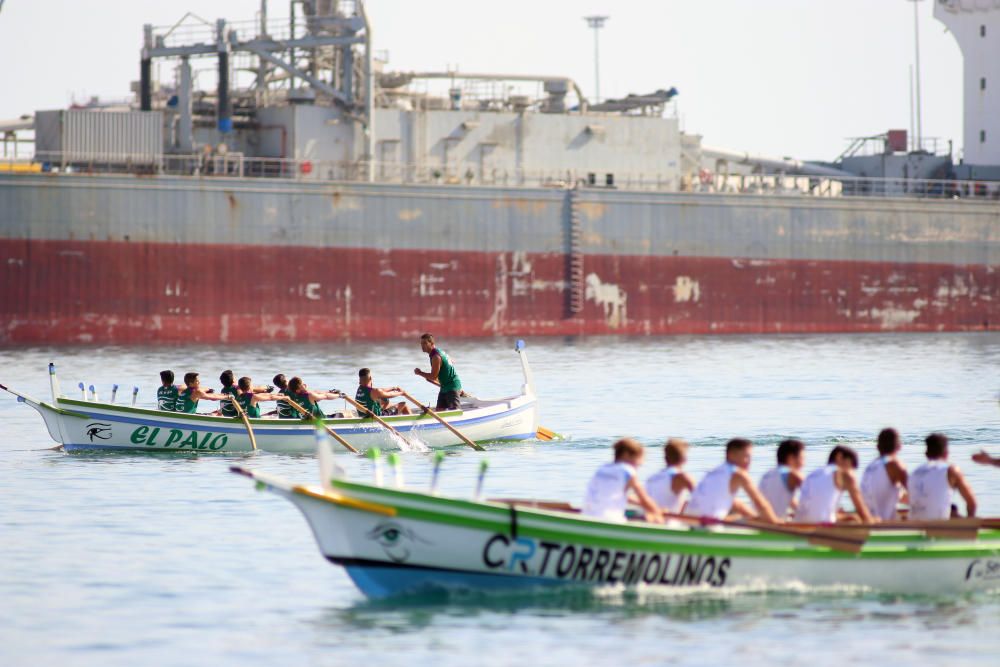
153, 334, 463, 419
583, 428, 987, 525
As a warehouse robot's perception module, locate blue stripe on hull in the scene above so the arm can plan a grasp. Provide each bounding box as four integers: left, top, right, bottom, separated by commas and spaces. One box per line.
341, 562, 563, 599
61, 431, 537, 453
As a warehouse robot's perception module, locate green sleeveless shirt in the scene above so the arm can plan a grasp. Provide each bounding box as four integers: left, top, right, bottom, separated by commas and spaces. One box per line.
432, 348, 462, 393
220, 385, 238, 418
355, 385, 382, 417
236, 392, 261, 418
177, 387, 198, 414
157, 385, 180, 411
289, 390, 323, 419
276, 388, 297, 419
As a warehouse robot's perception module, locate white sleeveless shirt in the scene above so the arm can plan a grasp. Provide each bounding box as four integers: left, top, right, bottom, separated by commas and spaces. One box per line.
860, 456, 902, 521
685, 463, 736, 519
759, 466, 795, 518
794, 465, 842, 523
646, 467, 689, 514
582, 462, 637, 521
909, 460, 952, 520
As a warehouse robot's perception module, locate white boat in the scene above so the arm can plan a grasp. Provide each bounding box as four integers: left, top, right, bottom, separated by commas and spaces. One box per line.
231, 444, 1000, 599
3, 342, 539, 453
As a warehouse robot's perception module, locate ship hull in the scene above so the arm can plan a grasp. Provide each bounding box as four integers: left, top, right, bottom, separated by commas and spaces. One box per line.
2, 174, 997, 343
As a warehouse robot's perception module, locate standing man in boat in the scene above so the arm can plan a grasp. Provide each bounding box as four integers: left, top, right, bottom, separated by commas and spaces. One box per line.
414, 333, 463, 410
794, 446, 874, 524
685, 438, 781, 523
285, 376, 340, 419
233, 376, 284, 418
356, 368, 411, 417
758, 439, 806, 519
910, 433, 977, 519
582, 438, 663, 523
860, 427, 908, 521
157, 370, 183, 411
176, 372, 230, 414
645, 438, 695, 515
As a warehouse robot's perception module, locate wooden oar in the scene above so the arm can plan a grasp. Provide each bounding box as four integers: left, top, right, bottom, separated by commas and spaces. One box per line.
484, 499, 865, 553
658, 513, 867, 553
399, 389, 484, 451
790, 517, 987, 540
282, 397, 359, 454
228, 396, 257, 451
337, 392, 416, 445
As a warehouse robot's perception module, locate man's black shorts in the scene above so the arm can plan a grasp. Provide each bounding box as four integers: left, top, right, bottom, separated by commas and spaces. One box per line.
436, 390, 461, 411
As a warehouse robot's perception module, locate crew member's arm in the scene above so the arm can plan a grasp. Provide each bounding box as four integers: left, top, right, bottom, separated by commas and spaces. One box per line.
949, 465, 977, 517
250, 391, 284, 406
414, 355, 443, 386
670, 472, 695, 514
627, 477, 664, 524
372, 386, 405, 400
733, 470, 780, 523
886, 459, 909, 488
839, 470, 874, 524
308, 390, 340, 402
195, 388, 229, 401
972, 451, 1000, 468
787, 469, 804, 510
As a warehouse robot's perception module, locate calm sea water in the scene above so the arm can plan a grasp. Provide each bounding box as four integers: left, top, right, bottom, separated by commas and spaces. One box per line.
2, 334, 1000, 667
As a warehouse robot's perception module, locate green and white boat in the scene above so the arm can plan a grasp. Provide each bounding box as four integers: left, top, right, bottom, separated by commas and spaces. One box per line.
3, 343, 539, 453
232, 445, 1000, 599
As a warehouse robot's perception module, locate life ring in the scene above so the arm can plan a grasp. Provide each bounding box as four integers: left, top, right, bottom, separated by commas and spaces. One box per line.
698, 168, 713, 185
300, 161, 313, 175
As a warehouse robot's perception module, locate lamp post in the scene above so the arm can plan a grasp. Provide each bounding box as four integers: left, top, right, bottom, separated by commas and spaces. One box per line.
584, 15, 609, 103
909, 0, 924, 151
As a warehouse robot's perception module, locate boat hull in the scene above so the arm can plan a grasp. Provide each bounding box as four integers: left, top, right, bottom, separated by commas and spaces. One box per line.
2, 176, 998, 345
267, 478, 1000, 598
28, 394, 537, 453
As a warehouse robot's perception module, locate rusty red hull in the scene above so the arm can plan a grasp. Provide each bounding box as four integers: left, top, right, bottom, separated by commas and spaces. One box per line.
1, 239, 996, 344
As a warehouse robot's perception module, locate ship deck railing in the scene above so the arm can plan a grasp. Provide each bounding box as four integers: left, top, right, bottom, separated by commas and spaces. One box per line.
2, 152, 999, 202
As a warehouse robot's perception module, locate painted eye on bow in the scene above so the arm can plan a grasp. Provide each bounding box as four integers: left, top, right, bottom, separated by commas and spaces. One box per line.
368, 522, 407, 548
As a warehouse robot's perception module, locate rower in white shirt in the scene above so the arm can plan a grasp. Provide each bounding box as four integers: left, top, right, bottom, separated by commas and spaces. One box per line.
646, 438, 695, 514
910, 433, 977, 520
758, 439, 806, 519
795, 446, 873, 524
685, 438, 780, 523
860, 427, 908, 521
582, 438, 664, 523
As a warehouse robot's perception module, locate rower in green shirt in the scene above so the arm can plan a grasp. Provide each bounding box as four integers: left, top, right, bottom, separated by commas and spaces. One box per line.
232, 376, 283, 418
157, 370, 182, 411
273, 374, 296, 419
176, 372, 229, 414
414, 333, 463, 410
218, 370, 271, 417
285, 376, 340, 419
356, 368, 411, 417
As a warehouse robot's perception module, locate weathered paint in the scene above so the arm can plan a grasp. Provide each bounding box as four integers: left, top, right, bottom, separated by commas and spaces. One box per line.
0, 173, 997, 344
1, 239, 995, 344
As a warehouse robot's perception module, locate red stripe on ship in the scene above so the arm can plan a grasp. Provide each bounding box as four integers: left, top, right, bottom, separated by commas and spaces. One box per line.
1, 239, 996, 344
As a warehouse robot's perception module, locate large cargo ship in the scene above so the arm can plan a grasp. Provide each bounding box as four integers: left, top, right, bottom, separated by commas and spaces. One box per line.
1, 0, 998, 344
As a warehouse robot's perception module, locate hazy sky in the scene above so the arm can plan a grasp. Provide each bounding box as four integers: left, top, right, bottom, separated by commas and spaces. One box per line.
0, 0, 967, 160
